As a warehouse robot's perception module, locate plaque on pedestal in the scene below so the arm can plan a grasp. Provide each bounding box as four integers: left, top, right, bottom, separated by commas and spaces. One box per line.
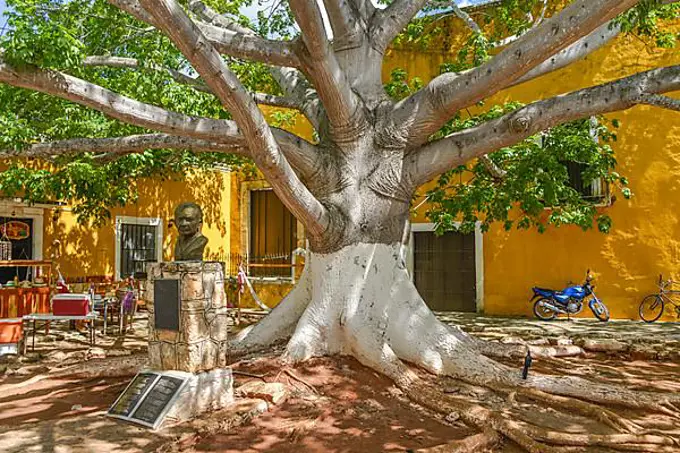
153, 279, 180, 332
107, 368, 233, 430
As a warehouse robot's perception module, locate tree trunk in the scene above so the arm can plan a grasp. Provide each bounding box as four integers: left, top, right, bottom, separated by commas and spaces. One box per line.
233, 240, 680, 415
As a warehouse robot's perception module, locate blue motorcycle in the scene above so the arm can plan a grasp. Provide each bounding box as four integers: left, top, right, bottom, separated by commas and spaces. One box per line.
530, 271, 610, 322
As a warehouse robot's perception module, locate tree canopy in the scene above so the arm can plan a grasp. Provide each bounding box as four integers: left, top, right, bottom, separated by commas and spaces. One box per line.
0, 0, 677, 231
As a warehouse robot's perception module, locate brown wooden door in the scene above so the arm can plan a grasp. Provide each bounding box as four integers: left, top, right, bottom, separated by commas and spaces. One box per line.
413, 231, 476, 312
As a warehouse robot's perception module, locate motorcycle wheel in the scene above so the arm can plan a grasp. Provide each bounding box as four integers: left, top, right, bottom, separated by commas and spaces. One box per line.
533, 298, 557, 321
590, 299, 610, 322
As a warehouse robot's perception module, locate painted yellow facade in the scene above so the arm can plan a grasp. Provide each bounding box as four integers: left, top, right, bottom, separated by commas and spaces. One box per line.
398, 18, 680, 321
3, 13, 679, 320
42, 170, 233, 277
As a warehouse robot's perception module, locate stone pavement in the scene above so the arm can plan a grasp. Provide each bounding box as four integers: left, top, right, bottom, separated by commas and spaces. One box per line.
438, 312, 680, 359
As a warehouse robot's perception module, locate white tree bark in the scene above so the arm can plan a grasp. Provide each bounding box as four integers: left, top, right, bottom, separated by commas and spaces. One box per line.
0, 133, 321, 178
0, 60, 241, 143
186, 0, 323, 129
289, 0, 364, 134
0, 134, 243, 160
511, 21, 623, 87
370, 0, 428, 52
385, 0, 641, 148
635, 93, 680, 112
231, 257, 313, 352
107, 0, 301, 67
407, 64, 680, 186
140, 0, 330, 239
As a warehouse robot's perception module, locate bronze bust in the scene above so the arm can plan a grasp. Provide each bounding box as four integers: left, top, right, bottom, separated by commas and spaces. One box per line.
173, 202, 208, 261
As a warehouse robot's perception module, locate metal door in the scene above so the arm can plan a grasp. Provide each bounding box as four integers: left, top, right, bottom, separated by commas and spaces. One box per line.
413, 231, 476, 312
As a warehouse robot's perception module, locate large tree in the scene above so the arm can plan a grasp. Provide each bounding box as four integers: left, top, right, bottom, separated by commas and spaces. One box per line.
1, 0, 680, 449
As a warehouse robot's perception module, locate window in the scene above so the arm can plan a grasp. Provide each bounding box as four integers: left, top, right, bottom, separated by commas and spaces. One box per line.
249, 189, 297, 278
539, 116, 610, 206
564, 161, 608, 203
116, 217, 162, 279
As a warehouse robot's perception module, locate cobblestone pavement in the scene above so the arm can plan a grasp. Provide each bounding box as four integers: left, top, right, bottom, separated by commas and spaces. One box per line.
437, 312, 680, 357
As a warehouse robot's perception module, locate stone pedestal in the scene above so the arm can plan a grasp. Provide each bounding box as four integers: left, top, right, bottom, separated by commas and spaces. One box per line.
162, 368, 234, 428
146, 261, 229, 373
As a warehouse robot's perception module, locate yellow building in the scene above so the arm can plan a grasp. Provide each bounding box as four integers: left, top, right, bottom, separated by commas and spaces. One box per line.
1, 10, 679, 321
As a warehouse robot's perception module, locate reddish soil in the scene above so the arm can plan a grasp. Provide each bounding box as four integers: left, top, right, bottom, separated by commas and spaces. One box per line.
194, 356, 475, 453
0, 374, 129, 426
0, 320, 678, 453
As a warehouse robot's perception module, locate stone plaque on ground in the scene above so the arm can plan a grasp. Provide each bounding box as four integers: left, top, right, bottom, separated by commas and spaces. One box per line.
108, 372, 157, 417
154, 279, 180, 331
108, 368, 233, 430
108, 371, 189, 429
130, 375, 185, 426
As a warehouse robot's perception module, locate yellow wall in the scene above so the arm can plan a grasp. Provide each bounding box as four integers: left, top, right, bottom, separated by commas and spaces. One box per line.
44, 170, 232, 278
16, 14, 680, 321
237, 17, 680, 317
388, 20, 680, 320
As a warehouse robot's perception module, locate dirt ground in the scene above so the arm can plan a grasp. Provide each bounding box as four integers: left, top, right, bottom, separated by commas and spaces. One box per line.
0, 313, 679, 452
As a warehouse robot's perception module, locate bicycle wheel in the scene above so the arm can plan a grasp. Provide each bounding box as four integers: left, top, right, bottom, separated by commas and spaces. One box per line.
639, 294, 664, 323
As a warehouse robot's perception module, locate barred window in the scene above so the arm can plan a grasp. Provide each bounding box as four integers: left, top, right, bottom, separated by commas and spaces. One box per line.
120, 223, 159, 279
564, 161, 608, 203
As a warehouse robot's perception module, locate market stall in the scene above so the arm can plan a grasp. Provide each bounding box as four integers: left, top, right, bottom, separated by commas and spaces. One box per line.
0, 260, 52, 318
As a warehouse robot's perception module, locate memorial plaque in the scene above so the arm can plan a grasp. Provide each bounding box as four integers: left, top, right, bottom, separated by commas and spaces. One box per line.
108, 372, 157, 417
154, 279, 180, 331
107, 371, 189, 429
130, 375, 184, 427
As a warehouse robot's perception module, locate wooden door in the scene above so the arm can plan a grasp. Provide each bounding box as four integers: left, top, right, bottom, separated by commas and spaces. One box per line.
413, 231, 476, 312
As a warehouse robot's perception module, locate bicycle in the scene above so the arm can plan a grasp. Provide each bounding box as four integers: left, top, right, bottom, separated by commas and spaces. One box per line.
638, 274, 680, 322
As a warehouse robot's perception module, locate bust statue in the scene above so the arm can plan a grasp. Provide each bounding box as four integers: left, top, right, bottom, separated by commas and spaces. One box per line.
173, 202, 208, 261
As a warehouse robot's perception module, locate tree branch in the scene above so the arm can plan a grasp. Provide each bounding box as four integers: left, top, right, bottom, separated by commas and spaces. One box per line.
321, 0, 364, 45
634, 93, 680, 112
107, 0, 301, 68
370, 0, 428, 53
406, 64, 680, 187
0, 132, 321, 178
139, 0, 329, 237
511, 20, 622, 87
511, 0, 680, 87
83, 55, 207, 89
187, 0, 323, 129
289, 0, 363, 134
0, 134, 244, 160
450, 2, 482, 35
387, 0, 641, 149
82, 55, 302, 110
0, 59, 241, 144
478, 155, 506, 179
349, 0, 375, 23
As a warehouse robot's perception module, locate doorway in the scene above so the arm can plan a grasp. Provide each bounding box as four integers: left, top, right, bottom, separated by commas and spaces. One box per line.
408, 223, 484, 313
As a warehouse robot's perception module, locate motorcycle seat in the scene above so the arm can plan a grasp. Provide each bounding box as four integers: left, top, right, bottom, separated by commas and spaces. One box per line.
533, 287, 569, 303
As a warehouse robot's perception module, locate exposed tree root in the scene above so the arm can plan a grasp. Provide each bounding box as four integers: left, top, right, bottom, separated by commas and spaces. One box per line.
528, 430, 677, 450
235, 244, 680, 452
404, 383, 550, 453
498, 385, 644, 434
416, 429, 501, 453
230, 264, 312, 355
